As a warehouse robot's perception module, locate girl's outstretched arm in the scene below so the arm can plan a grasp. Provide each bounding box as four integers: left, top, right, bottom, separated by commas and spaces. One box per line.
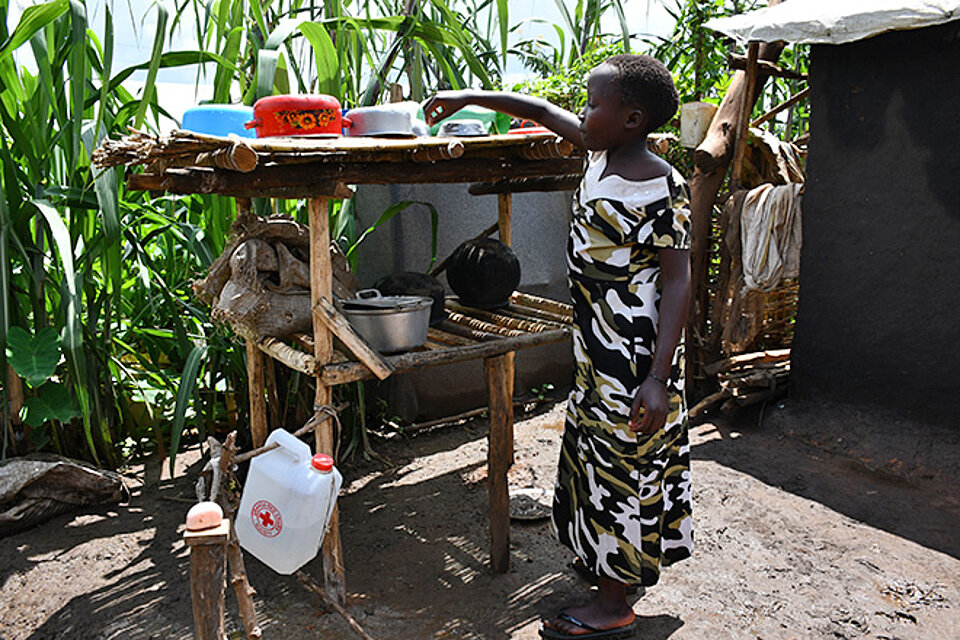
629, 247, 690, 434
422, 90, 583, 148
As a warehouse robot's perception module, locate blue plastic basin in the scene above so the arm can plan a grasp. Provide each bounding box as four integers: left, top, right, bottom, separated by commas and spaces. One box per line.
181, 104, 256, 138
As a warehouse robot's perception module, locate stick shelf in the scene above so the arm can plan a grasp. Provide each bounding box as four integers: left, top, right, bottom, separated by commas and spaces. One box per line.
255, 293, 572, 386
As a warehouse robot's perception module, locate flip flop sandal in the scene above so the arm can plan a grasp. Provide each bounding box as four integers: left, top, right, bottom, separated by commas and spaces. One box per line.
539, 613, 638, 639
568, 558, 640, 595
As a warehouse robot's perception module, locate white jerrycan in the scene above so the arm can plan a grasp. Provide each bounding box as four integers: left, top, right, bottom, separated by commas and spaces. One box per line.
235, 428, 343, 575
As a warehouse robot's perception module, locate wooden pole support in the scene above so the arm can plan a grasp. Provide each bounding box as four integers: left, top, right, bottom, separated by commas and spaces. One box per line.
496, 193, 516, 465
184, 520, 230, 640
308, 196, 347, 605
731, 42, 761, 189
484, 354, 513, 573
245, 339, 269, 448
686, 15, 787, 386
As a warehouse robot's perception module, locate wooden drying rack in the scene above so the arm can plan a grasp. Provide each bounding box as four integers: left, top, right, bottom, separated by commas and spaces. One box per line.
98, 130, 583, 607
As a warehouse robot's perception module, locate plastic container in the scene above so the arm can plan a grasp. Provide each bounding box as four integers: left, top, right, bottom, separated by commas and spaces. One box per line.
235, 429, 343, 575
426, 106, 510, 136
679, 101, 718, 148
181, 104, 257, 138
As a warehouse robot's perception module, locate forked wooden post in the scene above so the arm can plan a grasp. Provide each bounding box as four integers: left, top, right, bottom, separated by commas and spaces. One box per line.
184, 521, 230, 640
496, 193, 516, 465
308, 196, 347, 604
236, 195, 270, 449
730, 42, 761, 189
484, 353, 513, 573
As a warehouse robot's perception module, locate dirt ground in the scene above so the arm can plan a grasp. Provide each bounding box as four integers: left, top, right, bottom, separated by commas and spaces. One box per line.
1, 396, 958, 640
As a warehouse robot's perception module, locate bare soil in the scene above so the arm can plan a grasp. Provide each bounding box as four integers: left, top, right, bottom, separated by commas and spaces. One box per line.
2, 398, 958, 640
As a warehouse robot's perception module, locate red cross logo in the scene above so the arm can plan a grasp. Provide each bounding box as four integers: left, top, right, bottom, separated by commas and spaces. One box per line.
251, 500, 282, 537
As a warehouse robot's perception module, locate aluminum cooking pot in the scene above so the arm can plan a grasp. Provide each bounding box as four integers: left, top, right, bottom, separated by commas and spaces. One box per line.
437, 119, 489, 137
340, 289, 432, 353
343, 104, 416, 137
245, 94, 344, 137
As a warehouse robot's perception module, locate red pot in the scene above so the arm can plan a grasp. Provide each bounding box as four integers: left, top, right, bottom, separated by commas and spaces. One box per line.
245, 94, 343, 137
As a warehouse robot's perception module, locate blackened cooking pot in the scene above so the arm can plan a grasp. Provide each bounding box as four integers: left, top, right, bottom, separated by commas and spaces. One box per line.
374, 272, 447, 325
446, 238, 520, 309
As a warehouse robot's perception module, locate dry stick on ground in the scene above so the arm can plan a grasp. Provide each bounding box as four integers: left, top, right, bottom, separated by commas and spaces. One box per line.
402, 396, 553, 435
296, 571, 378, 640
704, 348, 791, 376
690, 353, 790, 418
687, 16, 787, 384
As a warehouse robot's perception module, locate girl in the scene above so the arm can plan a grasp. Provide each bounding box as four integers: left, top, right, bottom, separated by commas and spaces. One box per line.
424, 54, 693, 639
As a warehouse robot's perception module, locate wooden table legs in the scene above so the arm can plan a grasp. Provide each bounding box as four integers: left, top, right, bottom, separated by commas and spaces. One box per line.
484, 353, 514, 573
308, 196, 347, 604
245, 340, 268, 448
497, 192, 516, 465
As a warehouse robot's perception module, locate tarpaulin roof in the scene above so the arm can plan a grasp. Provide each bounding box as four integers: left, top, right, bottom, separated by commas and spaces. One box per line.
705, 0, 960, 45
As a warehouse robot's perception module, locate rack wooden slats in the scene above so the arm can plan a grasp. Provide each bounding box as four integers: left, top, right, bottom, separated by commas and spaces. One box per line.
252, 297, 572, 387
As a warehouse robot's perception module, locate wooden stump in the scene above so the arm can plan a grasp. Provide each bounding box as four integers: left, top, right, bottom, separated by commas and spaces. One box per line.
184, 521, 230, 640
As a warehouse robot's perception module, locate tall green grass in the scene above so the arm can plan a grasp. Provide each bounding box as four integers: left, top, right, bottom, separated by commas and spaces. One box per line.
0, 0, 642, 470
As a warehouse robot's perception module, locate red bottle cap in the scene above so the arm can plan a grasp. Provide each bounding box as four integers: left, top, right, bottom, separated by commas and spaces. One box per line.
312, 453, 334, 472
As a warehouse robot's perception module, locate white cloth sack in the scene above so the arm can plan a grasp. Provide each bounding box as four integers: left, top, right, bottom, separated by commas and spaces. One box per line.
740, 182, 803, 292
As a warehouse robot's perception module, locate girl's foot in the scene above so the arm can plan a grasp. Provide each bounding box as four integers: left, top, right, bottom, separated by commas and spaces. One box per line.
543, 596, 635, 636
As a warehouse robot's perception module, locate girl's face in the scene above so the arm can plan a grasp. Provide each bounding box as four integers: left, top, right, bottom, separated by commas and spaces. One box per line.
579, 64, 634, 151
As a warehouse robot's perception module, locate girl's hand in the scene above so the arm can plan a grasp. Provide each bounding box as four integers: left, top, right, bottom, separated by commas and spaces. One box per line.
422, 91, 474, 125
629, 377, 669, 434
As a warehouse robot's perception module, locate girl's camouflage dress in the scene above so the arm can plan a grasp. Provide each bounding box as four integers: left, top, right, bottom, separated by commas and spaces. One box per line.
551, 150, 694, 587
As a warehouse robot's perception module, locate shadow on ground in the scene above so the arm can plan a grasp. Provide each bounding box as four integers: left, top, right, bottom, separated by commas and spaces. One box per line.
690, 398, 960, 560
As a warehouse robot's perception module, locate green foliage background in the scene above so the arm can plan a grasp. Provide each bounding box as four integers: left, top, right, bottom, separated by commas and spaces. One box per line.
0, 0, 807, 472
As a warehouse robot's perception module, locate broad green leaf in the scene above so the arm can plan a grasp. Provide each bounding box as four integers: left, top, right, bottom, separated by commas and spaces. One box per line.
32, 199, 76, 298
21, 382, 79, 427
169, 344, 207, 476
612, 0, 630, 53
300, 22, 340, 98
5, 326, 61, 387
347, 200, 440, 271
0, 0, 69, 61
255, 49, 281, 100
133, 1, 168, 129
496, 0, 508, 68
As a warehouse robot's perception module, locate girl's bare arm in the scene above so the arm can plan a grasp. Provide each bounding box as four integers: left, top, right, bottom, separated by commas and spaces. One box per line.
422, 90, 583, 148
629, 247, 690, 433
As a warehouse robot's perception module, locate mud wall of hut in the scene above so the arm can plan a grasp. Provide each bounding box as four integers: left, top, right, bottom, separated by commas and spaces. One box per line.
792, 22, 960, 424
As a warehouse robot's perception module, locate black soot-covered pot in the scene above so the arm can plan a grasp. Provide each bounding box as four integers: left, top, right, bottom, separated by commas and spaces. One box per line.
374, 272, 447, 325
446, 238, 521, 309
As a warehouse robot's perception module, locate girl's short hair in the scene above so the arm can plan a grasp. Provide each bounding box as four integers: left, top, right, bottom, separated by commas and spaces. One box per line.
604, 54, 680, 133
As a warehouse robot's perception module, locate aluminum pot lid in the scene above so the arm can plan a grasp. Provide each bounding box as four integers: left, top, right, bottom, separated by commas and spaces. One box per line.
340, 289, 432, 311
